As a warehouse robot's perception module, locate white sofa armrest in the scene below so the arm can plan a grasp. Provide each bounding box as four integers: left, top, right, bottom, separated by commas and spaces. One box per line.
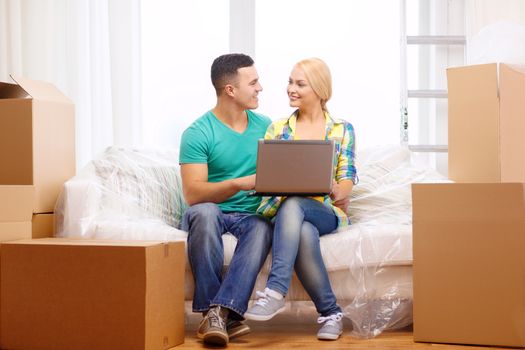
55, 164, 103, 237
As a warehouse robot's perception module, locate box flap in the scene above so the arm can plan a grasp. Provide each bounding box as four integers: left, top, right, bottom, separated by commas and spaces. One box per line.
0, 81, 31, 99
412, 183, 525, 221
0, 185, 34, 222
1, 237, 170, 247
10, 75, 73, 104
499, 64, 525, 182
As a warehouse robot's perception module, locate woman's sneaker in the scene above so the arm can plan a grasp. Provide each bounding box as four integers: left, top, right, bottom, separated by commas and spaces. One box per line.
244, 288, 285, 321
317, 312, 343, 340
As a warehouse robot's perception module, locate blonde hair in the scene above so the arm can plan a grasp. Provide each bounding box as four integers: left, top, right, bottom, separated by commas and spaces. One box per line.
295, 58, 332, 111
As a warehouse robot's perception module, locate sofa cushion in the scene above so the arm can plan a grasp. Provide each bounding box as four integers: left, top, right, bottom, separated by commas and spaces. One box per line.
92, 147, 187, 228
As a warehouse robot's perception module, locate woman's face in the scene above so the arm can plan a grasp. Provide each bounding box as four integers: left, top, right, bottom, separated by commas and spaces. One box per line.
287, 65, 320, 110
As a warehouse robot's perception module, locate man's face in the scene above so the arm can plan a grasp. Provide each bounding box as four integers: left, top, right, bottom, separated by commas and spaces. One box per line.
230, 66, 263, 110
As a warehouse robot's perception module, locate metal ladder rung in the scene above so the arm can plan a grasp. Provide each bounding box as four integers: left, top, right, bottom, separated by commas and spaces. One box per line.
407, 35, 466, 45
408, 89, 447, 98
408, 144, 448, 153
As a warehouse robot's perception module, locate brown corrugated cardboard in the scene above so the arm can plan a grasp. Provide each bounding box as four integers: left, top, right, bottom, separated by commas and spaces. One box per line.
31, 213, 54, 238
0, 238, 185, 350
0, 76, 75, 213
447, 63, 525, 183
0, 185, 34, 222
412, 183, 525, 347
0, 221, 31, 241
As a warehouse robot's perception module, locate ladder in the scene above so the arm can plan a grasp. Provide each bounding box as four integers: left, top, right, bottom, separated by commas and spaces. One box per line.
400, 0, 466, 157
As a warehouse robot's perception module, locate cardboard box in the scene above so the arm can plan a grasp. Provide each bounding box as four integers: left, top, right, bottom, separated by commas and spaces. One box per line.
1, 238, 185, 350
0, 185, 34, 222
31, 213, 54, 238
0, 76, 76, 213
412, 183, 525, 347
447, 63, 525, 183
0, 222, 31, 241
0, 185, 33, 241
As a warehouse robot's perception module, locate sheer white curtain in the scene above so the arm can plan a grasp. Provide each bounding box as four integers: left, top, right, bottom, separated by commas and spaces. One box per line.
466, 0, 525, 65
0, 0, 141, 170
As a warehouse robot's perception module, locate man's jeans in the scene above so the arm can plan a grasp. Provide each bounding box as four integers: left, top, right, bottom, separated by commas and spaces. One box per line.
266, 197, 342, 317
181, 202, 272, 319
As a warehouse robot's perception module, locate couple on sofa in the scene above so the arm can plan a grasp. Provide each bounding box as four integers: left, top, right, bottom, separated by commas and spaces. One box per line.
180, 53, 357, 346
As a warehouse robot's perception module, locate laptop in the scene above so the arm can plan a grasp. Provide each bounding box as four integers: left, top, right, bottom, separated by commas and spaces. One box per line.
249, 139, 336, 196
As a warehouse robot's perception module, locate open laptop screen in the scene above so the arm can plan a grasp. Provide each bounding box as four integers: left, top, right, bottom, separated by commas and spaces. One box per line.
251, 139, 335, 196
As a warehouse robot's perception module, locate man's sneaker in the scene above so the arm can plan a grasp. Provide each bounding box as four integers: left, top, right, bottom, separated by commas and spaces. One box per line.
244, 288, 285, 321
197, 317, 250, 341
196, 306, 229, 345
226, 319, 250, 339
317, 312, 343, 340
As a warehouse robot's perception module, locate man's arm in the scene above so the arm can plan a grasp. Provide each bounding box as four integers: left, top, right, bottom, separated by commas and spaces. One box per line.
180, 163, 256, 206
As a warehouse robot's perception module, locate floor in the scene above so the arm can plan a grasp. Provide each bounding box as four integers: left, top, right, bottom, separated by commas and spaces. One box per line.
176, 311, 510, 349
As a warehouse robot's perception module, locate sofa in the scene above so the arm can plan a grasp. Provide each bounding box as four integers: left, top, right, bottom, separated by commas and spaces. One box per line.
55, 145, 446, 338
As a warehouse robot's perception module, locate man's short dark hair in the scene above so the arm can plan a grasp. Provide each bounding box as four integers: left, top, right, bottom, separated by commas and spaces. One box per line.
211, 53, 254, 96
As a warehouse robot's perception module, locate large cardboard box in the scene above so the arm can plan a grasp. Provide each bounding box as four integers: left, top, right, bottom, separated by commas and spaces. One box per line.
31, 213, 54, 238
447, 63, 525, 183
412, 183, 525, 347
0, 185, 33, 241
0, 238, 185, 350
0, 76, 76, 213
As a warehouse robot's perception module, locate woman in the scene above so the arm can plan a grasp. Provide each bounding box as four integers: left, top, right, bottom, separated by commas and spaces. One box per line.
244, 58, 357, 340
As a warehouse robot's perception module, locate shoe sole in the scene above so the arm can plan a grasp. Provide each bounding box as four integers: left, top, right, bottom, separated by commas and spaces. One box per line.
199, 326, 250, 340
317, 331, 342, 340
203, 331, 229, 345
244, 305, 286, 321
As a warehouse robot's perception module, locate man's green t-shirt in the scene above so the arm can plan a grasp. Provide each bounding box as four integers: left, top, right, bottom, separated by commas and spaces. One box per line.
179, 110, 271, 213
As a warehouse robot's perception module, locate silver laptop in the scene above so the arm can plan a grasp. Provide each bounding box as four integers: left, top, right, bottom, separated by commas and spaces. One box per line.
250, 139, 335, 196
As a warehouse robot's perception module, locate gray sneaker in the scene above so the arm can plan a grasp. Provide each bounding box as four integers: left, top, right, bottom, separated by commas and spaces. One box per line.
244, 288, 286, 321
317, 312, 343, 340
196, 306, 229, 345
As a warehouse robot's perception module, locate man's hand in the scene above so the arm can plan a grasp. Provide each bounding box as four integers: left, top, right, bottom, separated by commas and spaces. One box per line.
233, 174, 256, 191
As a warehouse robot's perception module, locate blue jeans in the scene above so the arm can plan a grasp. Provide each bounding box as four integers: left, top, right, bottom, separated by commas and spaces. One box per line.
181, 202, 272, 319
266, 197, 342, 317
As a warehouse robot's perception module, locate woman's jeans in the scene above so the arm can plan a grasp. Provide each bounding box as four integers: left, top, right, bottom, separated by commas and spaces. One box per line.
266, 197, 342, 317
181, 202, 272, 319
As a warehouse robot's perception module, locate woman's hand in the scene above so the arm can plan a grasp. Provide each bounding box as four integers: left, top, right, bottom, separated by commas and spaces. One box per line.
330, 180, 353, 212
330, 180, 345, 202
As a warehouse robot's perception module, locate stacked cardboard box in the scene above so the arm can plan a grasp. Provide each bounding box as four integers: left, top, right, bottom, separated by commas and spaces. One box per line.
0, 238, 186, 350
447, 63, 525, 182
0, 75, 75, 240
0, 185, 33, 241
412, 63, 525, 347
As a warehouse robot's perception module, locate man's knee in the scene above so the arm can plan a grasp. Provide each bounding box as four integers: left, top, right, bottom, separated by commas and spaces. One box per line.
245, 215, 273, 245
182, 202, 221, 230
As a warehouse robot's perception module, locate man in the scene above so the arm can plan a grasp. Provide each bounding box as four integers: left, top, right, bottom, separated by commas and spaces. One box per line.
179, 53, 272, 346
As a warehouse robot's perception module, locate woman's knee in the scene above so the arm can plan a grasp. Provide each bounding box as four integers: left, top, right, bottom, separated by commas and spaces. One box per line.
279, 196, 306, 213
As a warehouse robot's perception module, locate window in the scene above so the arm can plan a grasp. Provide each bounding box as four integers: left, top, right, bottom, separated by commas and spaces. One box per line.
141, 0, 401, 150
255, 0, 400, 149
141, 0, 229, 148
